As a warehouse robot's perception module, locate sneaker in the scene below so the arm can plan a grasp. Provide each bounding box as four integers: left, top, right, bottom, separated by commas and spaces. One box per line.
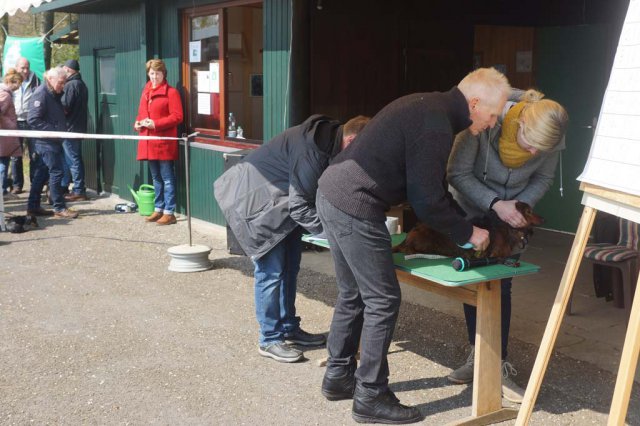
285, 328, 326, 347
54, 208, 79, 219
501, 361, 524, 403
258, 342, 303, 363
447, 346, 475, 384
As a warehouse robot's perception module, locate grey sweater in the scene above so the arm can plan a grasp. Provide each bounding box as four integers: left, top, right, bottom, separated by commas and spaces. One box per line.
447, 109, 564, 220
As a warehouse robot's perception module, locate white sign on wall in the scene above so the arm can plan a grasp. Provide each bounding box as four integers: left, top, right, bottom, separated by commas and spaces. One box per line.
579, 0, 640, 198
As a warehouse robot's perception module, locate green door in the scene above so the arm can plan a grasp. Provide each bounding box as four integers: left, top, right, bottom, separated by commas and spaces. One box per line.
95, 48, 118, 194
534, 25, 616, 232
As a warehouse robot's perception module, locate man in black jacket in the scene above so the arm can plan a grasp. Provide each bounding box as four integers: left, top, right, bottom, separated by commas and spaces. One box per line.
61, 59, 89, 201
214, 115, 369, 363
316, 68, 511, 424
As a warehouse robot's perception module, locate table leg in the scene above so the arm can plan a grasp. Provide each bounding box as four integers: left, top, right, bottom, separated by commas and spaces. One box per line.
449, 280, 518, 425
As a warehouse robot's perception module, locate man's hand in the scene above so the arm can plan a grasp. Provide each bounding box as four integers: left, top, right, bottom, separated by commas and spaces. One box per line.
469, 226, 490, 252
492, 199, 526, 228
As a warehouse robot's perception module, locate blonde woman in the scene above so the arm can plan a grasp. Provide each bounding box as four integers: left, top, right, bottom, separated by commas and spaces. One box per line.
446, 89, 568, 402
0, 68, 24, 198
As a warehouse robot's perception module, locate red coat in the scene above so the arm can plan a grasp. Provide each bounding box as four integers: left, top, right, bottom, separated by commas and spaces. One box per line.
135, 80, 183, 160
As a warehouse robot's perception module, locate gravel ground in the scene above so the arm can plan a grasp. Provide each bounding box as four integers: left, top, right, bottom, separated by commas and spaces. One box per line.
1, 192, 639, 425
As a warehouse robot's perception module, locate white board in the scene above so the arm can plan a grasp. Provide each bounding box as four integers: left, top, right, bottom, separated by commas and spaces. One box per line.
579, 0, 640, 198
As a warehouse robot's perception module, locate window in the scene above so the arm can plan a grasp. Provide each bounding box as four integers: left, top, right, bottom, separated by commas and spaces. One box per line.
182, 2, 263, 144
98, 55, 116, 95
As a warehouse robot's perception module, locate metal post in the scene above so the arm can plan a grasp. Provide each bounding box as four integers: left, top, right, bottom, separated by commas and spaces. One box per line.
183, 132, 198, 246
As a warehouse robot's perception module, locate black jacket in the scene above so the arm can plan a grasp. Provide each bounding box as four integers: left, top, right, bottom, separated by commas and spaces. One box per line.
27, 83, 67, 153
318, 87, 473, 245
61, 72, 88, 132
214, 115, 343, 259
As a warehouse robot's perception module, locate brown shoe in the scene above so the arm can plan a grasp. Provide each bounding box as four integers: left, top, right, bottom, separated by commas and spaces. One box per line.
11, 187, 22, 195
65, 193, 88, 202
27, 207, 54, 216
156, 214, 177, 225
53, 208, 79, 219
145, 211, 163, 222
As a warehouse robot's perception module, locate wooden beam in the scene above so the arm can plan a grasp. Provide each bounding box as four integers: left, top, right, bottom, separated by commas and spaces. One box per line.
396, 269, 477, 306
516, 205, 597, 425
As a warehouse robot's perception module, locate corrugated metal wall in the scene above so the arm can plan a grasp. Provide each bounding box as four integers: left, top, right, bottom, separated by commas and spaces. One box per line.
77, 0, 289, 226
264, 0, 292, 139
78, 5, 147, 200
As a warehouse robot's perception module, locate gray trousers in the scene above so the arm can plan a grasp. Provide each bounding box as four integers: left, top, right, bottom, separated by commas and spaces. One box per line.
317, 191, 400, 393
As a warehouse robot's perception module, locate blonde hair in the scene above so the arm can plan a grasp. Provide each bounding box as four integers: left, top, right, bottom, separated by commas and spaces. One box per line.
146, 59, 167, 75
3, 68, 23, 85
519, 89, 568, 152
343, 115, 370, 137
457, 67, 511, 108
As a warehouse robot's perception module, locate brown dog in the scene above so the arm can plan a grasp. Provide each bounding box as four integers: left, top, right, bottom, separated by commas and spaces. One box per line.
393, 201, 544, 258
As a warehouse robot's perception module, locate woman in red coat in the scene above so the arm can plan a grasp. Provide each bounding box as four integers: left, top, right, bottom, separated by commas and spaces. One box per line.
134, 59, 184, 225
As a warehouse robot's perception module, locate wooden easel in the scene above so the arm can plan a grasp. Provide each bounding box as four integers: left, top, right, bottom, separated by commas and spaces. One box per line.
516, 182, 640, 425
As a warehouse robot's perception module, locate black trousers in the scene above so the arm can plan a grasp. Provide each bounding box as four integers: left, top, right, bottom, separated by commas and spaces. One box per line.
317, 191, 400, 393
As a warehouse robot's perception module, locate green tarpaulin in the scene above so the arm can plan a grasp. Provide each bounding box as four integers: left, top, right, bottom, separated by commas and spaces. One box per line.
2, 36, 45, 80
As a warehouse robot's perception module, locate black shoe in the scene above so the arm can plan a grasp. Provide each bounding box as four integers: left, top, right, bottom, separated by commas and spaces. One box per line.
352, 385, 423, 424
322, 363, 356, 401
258, 342, 303, 363
284, 328, 326, 347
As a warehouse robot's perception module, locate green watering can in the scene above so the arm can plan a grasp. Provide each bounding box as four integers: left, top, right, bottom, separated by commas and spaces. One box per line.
128, 184, 155, 216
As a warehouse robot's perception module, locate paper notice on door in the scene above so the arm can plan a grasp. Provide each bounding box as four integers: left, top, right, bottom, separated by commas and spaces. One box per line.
210, 62, 220, 93
197, 93, 211, 115
197, 71, 211, 93
189, 41, 201, 63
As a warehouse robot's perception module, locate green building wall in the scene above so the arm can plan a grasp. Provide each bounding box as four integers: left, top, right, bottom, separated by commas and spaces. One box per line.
76, 0, 293, 226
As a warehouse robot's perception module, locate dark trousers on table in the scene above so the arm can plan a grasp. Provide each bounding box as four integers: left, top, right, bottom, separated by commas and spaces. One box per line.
463, 276, 513, 360
317, 191, 400, 394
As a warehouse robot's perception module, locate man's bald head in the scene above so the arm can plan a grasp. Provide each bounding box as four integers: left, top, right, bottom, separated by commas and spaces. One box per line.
16, 57, 31, 81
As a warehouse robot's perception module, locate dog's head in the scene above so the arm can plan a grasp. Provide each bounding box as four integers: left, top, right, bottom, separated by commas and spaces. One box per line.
515, 202, 544, 227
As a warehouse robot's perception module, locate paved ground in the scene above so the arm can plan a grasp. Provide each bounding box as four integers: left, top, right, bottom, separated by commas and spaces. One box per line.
1, 191, 639, 425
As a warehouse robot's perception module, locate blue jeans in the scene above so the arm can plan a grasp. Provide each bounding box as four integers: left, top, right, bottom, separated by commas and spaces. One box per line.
148, 160, 176, 214
317, 191, 400, 393
29, 147, 66, 212
0, 157, 9, 193
251, 226, 303, 346
62, 139, 85, 194
27, 152, 50, 211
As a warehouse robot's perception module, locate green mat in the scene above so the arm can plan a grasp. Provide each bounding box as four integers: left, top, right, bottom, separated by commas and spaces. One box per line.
303, 233, 540, 287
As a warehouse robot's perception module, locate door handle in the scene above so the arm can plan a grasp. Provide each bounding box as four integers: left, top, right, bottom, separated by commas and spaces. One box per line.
109, 114, 119, 118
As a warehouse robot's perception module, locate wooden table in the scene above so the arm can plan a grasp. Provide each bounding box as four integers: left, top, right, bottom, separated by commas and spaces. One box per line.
303, 234, 540, 425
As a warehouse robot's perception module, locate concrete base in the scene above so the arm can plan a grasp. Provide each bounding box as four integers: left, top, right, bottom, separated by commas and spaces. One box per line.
167, 244, 212, 272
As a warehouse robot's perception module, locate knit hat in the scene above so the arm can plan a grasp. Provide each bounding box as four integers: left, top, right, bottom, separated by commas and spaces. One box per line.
64, 59, 80, 71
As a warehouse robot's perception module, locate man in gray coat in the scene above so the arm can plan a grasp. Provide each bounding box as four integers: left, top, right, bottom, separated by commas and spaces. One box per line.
214, 114, 368, 363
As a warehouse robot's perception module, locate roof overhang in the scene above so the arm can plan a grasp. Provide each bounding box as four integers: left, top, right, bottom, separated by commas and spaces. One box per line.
33, 0, 140, 14
0, 0, 53, 16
